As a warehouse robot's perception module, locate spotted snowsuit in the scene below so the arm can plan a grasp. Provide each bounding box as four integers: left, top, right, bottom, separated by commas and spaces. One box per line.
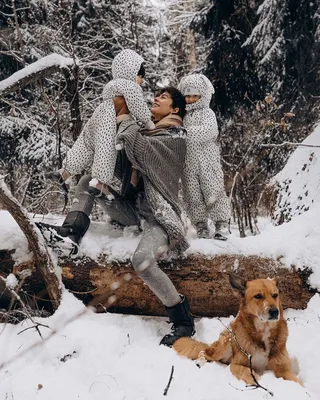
62, 49, 154, 185
179, 74, 231, 225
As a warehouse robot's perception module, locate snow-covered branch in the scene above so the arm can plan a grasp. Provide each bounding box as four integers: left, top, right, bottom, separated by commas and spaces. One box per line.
0, 54, 77, 97
0, 176, 61, 310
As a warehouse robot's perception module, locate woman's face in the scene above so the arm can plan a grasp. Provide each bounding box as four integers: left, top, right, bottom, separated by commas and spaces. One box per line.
150, 91, 179, 121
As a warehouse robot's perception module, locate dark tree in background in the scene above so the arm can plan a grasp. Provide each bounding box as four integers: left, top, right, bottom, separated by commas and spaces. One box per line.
193, 0, 320, 235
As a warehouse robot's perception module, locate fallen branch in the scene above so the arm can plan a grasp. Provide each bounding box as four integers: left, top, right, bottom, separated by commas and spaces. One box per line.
0, 176, 61, 310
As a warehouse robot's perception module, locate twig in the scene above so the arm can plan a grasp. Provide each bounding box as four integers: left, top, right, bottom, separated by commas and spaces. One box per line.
17, 323, 50, 336
68, 288, 98, 295
260, 142, 320, 148
218, 318, 274, 397
0, 276, 49, 339
163, 365, 174, 396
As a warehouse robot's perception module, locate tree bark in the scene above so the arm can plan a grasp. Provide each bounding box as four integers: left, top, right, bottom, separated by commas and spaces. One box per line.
63, 65, 83, 141
3, 250, 315, 318
0, 177, 61, 310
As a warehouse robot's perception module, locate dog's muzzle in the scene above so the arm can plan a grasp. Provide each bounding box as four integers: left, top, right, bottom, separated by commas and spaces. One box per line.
268, 307, 279, 320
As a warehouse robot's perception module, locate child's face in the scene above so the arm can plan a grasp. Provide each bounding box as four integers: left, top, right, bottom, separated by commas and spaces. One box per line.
185, 94, 201, 104
137, 75, 144, 85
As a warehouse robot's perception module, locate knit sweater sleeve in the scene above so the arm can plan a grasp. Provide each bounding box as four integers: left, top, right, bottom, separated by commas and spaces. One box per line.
116, 119, 149, 173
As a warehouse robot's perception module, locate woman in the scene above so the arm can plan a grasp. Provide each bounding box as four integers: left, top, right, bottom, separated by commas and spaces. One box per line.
37, 87, 195, 347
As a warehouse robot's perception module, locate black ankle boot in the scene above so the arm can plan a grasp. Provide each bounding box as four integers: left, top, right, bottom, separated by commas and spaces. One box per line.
36, 211, 90, 255
160, 295, 195, 347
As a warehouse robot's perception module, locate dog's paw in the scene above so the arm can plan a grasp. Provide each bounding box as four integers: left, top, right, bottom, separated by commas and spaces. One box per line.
195, 351, 207, 368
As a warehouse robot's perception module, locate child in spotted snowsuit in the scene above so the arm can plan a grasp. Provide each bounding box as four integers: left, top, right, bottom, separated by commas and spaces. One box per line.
58, 49, 154, 198
179, 74, 231, 240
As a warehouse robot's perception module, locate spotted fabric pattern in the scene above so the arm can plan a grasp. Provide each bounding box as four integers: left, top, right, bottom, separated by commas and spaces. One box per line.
63, 49, 154, 185
179, 74, 231, 224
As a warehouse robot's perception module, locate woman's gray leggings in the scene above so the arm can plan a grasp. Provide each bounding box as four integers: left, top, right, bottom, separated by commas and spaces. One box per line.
71, 174, 181, 307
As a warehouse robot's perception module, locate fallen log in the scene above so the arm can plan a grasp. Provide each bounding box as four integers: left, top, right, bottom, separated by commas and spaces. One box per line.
1, 249, 315, 318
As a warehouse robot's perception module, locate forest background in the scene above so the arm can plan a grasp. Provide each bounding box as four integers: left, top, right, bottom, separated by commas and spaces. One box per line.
0, 0, 319, 236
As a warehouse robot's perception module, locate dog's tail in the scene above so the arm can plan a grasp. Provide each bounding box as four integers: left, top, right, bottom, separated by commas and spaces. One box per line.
173, 337, 209, 360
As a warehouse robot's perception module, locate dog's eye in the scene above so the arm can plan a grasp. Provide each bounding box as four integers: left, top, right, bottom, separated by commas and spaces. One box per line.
254, 294, 263, 299
272, 293, 278, 298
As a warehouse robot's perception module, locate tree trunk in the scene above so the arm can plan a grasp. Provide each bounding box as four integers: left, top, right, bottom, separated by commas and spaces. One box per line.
3, 250, 314, 318
0, 177, 61, 311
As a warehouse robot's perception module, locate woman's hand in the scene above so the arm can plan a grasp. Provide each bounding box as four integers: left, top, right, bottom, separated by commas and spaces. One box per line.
114, 96, 129, 116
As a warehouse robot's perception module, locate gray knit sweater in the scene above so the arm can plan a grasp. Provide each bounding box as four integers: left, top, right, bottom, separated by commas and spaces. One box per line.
117, 118, 189, 253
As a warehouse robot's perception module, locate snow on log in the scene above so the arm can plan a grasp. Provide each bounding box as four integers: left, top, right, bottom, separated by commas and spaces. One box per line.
1, 251, 315, 318
0, 53, 76, 97
0, 177, 61, 310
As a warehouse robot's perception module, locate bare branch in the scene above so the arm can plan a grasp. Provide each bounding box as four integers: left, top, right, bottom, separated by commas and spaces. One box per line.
260, 142, 320, 149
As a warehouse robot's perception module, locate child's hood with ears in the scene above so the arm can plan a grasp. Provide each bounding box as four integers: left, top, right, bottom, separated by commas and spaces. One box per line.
179, 74, 215, 111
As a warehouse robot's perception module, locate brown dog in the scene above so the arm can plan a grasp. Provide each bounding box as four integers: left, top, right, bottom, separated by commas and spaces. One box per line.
173, 275, 301, 386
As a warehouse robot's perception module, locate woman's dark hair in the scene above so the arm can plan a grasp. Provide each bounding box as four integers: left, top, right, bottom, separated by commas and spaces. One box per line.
137, 63, 145, 78
157, 86, 186, 119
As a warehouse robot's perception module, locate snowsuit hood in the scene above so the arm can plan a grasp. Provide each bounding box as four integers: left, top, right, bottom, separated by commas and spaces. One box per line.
112, 49, 144, 82
179, 74, 214, 111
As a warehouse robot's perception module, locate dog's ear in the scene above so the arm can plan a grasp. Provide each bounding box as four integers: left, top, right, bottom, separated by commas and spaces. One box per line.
229, 273, 246, 296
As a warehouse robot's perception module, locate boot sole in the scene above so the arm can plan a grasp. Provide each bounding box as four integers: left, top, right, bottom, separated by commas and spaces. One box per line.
214, 234, 228, 241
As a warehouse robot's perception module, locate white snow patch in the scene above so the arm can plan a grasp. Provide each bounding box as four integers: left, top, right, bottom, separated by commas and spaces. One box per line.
5, 273, 19, 289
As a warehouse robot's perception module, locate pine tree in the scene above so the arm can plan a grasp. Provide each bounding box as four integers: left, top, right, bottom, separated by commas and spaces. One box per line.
243, 0, 287, 94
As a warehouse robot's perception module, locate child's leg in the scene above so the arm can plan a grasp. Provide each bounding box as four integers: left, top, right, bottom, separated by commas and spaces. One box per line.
90, 104, 117, 193
62, 130, 94, 176
199, 163, 231, 239
181, 167, 208, 237
210, 193, 231, 223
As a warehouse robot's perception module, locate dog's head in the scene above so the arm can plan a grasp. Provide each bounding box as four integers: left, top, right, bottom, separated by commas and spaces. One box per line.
229, 274, 281, 322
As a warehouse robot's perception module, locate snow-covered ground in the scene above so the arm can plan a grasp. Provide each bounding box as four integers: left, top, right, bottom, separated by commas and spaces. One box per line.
0, 290, 319, 400
1, 204, 320, 399
1, 125, 320, 399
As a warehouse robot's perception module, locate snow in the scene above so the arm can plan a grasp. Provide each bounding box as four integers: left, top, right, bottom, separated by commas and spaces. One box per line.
273, 123, 320, 223
1, 124, 320, 398
0, 54, 76, 94
4, 273, 19, 289
1, 207, 320, 399
0, 289, 319, 399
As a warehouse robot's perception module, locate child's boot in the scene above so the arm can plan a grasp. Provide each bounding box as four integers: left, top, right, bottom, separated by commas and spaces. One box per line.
196, 221, 210, 239
214, 221, 229, 241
